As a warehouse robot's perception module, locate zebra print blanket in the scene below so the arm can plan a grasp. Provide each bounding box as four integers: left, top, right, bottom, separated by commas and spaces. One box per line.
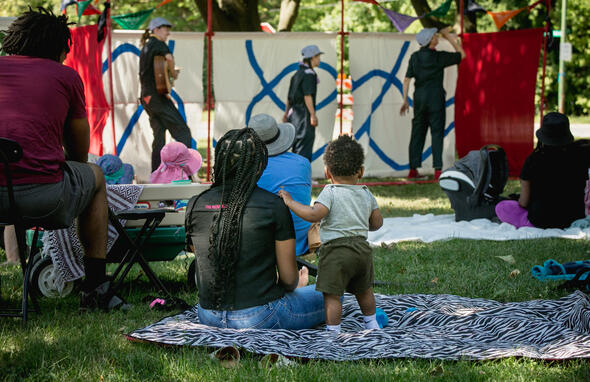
127, 291, 590, 360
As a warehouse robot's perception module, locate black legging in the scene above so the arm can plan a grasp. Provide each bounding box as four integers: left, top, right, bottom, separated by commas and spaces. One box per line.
141, 94, 192, 171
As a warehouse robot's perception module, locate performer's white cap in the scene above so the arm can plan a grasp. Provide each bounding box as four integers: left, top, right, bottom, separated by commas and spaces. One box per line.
149, 17, 173, 32
416, 28, 437, 46
301, 45, 324, 59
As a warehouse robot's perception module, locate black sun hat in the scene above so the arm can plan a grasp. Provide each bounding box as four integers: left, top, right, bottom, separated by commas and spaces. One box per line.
536, 112, 574, 146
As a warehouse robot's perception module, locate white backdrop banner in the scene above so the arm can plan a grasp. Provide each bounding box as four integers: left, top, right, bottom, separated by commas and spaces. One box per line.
213, 32, 338, 177
102, 30, 204, 182
349, 33, 458, 177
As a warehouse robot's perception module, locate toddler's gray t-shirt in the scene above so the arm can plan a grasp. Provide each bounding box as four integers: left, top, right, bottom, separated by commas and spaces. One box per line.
315, 184, 379, 243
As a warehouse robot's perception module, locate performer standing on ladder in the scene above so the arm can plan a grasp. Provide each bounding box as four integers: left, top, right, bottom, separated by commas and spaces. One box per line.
283, 45, 323, 162
139, 17, 192, 172
400, 26, 465, 180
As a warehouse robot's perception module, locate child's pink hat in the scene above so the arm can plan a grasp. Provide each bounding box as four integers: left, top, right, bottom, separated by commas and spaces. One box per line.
150, 142, 202, 184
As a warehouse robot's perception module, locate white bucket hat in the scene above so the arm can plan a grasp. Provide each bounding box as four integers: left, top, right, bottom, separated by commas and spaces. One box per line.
248, 114, 296, 156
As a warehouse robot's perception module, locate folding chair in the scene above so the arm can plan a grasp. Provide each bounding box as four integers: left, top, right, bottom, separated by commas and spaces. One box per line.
107, 207, 181, 304
0, 138, 41, 323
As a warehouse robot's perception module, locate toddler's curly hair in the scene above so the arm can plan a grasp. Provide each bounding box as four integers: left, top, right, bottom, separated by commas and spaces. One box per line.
323, 135, 364, 177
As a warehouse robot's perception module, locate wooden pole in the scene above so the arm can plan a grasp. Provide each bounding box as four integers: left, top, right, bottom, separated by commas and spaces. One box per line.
107, 0, 116, 155
459, 0, 464, 36
339, 0, 345, 135
206, 0, 213, 181
540, 0, 551, 120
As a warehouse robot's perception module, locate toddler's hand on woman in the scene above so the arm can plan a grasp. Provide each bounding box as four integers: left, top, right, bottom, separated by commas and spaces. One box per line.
277, 189, 293, 204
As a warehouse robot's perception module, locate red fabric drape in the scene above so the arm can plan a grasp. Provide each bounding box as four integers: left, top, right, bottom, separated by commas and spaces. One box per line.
63, 24, 109, 156
455, 28, 543, 176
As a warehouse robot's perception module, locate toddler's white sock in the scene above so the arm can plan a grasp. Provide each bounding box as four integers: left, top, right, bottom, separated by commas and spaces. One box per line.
363, 314, 380, 329
326, 324, 341, 333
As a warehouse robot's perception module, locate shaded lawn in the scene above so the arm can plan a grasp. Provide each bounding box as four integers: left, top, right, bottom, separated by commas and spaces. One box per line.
1, 180, 590, 381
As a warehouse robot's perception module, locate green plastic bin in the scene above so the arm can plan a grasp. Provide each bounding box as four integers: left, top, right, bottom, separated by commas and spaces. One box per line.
26, 226, 186, 262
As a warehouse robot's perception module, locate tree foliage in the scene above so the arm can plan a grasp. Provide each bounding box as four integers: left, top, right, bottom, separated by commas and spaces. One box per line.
1, 0, 588, 115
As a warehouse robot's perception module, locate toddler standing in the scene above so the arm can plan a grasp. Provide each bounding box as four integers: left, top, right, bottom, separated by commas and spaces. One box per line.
278, 135, 383, 332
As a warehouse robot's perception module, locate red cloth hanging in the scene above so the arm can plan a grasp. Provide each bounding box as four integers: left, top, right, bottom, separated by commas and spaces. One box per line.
455, 28, 543, 176
63, 24, 109, 156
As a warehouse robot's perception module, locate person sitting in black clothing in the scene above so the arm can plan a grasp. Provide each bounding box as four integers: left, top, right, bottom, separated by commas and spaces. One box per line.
185, 128, 325, 329
496, 112, 590, 229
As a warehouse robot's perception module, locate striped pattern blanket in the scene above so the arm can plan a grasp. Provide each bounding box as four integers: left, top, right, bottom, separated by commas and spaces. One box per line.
127, 291, 590, 360
42, 184, 143, 284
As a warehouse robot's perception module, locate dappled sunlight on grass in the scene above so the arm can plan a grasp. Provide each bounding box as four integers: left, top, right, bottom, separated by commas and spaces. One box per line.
2, 180, 590, 379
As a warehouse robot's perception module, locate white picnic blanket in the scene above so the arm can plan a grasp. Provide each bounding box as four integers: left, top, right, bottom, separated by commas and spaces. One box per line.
367, 214, 590, 245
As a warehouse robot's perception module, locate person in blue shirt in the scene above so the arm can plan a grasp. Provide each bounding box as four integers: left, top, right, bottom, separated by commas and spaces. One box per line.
249, 114, 312, 256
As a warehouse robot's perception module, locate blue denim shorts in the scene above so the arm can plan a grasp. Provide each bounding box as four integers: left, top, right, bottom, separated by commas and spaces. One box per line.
197, 284, 325, 330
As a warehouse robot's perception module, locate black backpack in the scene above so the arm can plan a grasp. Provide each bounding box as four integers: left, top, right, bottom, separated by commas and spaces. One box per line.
439, 145, 509, 222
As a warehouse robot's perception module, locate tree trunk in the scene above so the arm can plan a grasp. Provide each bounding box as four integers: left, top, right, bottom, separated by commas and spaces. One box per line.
193, 0, 261, 31
277, 0, 301, 32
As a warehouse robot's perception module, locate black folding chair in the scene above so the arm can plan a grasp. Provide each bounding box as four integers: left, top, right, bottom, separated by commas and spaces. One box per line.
0, 138, 41, 323
107, 208, 181, 304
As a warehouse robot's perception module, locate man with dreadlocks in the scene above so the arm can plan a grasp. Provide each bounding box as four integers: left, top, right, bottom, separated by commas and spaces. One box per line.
185, 128, 325, 329
0, 8, 127, 311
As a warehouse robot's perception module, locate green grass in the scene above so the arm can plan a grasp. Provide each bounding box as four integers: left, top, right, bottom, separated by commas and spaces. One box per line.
2, 180, 590, 381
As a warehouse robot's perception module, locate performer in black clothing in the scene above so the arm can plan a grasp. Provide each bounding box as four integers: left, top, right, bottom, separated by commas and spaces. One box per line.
400, 27, 465, 180
283, 45, 323, 162
139, 17, 192, 172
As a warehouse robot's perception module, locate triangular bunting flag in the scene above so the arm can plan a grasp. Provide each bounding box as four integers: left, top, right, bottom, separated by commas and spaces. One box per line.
156, 0, 176, 8
112, 8, 156, 30
423, 0, 453, 18
60, 0, 77, 14
465, 0, 486, 14
487, 8, 526, 30
76, 0, 92, 21
82, 4, 101, 16
352, 0, 381, 6
381, 7, 419, 33
97, 2, 110, 42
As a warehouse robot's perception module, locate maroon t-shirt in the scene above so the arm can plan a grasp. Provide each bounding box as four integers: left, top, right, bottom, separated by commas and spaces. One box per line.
0, 55, 87, 185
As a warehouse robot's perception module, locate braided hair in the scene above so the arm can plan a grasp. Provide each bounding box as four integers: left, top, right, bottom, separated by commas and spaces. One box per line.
1, 7, 72, 62
208, 128, 268, 307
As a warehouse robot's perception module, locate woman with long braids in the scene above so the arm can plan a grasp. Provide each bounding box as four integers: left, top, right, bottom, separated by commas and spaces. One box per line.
185, 128, 325, 329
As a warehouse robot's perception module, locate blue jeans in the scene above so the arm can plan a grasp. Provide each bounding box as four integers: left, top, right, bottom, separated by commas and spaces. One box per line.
197, 285, 325, 330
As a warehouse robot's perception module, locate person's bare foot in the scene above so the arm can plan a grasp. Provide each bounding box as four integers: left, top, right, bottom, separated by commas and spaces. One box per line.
297, 266, 309, 288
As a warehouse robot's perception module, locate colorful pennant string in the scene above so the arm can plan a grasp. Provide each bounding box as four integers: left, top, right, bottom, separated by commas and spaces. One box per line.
353, 0, 547, 32
353, 0, 453, 33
